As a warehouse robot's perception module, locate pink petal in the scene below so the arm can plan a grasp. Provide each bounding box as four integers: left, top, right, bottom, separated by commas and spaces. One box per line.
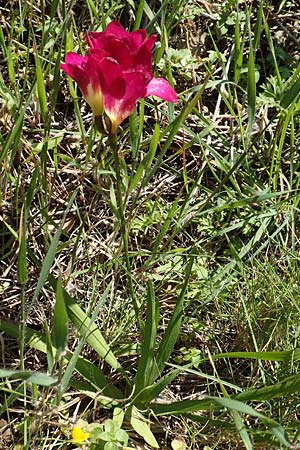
61, 52, 104, 115
96, 57, 125, 98
104, 21, 129, 39
145, 78, 177, 103
105, 22, 147, 49
87, 22, 129, 49
102, 38, 131, 66
87, 21, 147, 54
61, 53, 90, 95
101, 71, 148, 133
63, 52, 85, 67
132, 35, 156, 71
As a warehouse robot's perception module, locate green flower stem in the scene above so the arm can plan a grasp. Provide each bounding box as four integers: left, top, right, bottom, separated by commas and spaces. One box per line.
109, 133, 141, 324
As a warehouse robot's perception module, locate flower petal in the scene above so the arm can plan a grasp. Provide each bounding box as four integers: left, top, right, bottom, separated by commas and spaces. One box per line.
61, 53, 90, 94
87, 21, 147, 54
61, 52, 104, 115
63, 52, 85, 67
100, 69, 148, 133
145, 78, 177, 103
132, 35, 156, 71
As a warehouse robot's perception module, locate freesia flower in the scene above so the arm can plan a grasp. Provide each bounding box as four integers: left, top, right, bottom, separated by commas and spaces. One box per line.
61, 21, 177, 133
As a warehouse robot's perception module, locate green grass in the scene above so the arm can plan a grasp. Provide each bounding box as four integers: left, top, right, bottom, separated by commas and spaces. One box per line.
1, 0, 300, 449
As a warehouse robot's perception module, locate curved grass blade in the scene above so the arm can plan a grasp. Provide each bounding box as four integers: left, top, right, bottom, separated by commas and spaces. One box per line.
132, 368, 180, 405
134, 281, 158, 394
208, 397, 291, 448
234, 373, 300, 402
53, 276, 68, 358
152, 397, 291, 447
0, 369, 57, 387
212, 348, 300, 362
149, 255, 194, 382
0, 320, 122, 399
48, 275, 121, 371
280, 80, 300, 109
28, 189, 78, 318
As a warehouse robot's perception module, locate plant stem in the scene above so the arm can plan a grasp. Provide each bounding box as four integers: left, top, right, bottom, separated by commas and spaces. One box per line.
109, 134, 141, 325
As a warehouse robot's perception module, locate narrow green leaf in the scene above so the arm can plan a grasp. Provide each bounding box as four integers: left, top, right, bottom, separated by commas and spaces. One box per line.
0, 72, 36, 166
233, 12, 243, 84
0, 319, 122, 399
207, 397, 291, 448
233, 411, 253, 450
50, 47, 62, 109
280, 80, 300, 109
44, 319, 54, 373
212, 348, 300, 362
34, 48, 48, 121
133, 0, 144, 30
152, 398, 213, 415
133, 368, 180, 405
129, 158, 145, 192
134, 281, 158, 393
17, 209, 27, 285
48, 276, 120, 371
247, 13, 256, 137
262, 12, 282, 86
253, 0, 264, 50
147, 122, 160, 169
129, 122, 160, 193
74, 358, 122, 399
150, 255, 194, 381
49, 0, 60, 21
58, 282, 121, 396
18, 166, 38, 361
141, 84, 206, 190
146, 195, 180, 267
53, 276, 68, 357
7, 45, 16, 86
153, 396, 291, 446
86, 0, 97, 16
0, 369, 57, 387
28, 189, 77, 317
235, 373, 300, 402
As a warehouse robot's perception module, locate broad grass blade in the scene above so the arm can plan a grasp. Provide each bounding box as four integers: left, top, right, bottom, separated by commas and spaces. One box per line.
280, 80, 300, 109
0, 369, 57, 387
212, 348, 300, 361
235, 373, 300, 402
0, 319, 121, 398
149, 255, 194, 382
53, 277, 68, 357
134, 281, 158, 393
49, 276, 120, 371
208, 397, 291, 448
28, 189, 77, 316
247, 11, 256, 139
132, 368, 180, 405
153, 396, 291, 447
152, 398, 213, 415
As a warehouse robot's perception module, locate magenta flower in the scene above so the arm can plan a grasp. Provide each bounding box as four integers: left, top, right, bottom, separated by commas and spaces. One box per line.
61, 21, 177, 133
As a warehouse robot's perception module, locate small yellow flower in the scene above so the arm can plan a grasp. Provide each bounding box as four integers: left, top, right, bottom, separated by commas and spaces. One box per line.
71, 426, 90, 443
